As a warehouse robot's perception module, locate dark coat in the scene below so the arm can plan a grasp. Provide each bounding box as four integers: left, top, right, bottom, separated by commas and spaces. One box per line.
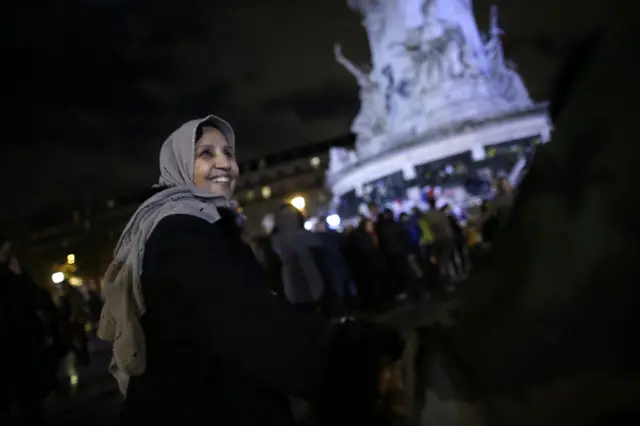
120, 209, 403, 426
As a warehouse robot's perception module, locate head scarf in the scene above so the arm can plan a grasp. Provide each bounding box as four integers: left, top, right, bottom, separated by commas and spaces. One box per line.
98, 115, 234, 394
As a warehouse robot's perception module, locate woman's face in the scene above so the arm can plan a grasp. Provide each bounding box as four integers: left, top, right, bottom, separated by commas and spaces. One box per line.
193, 126, 239, 198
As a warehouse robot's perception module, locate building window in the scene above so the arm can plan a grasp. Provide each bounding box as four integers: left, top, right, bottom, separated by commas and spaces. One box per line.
261, 186, 272, 199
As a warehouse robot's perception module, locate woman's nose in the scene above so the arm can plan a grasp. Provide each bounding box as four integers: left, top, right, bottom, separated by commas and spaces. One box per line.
214, 151, 231, 169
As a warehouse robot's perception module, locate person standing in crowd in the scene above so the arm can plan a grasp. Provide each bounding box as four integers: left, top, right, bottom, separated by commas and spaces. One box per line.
272, 204, 328, 316
350, 218, 386, 311
411, 207, 439, 293
424, 197, 457, 290
374, 208, 420, 302
480, 199, 500, 246
314, 217, 353, 314
97, 115, 405, 426
367, 202, 381, 222
398, 212, 427, 300
494, 176, 514, 209
59, 280, 90, 366
480, 177, 515, 245
86, 283, 104, 335
251, 216, 284, 298
1, 236, 58, 426
441, 204, 469, 280
399, 212, 421, 252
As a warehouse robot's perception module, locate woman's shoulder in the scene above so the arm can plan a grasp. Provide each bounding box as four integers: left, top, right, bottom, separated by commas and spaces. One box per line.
147, 208, 240, 248
152, 213, 211, 235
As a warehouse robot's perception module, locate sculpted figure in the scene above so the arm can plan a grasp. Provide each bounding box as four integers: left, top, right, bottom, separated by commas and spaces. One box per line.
334, 43, 387, 143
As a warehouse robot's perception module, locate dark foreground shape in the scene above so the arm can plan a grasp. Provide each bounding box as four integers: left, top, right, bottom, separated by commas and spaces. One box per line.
399, 21, 640, 426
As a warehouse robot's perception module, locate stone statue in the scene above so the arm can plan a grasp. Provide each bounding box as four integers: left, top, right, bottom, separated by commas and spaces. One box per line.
349, 0, 386, 43
328, 147, 359, 174
484, 5, 506, 73
394, 3, 473, 95
328, 147, 350, 174
334, 43, 387, 143
484, 5, 532, 105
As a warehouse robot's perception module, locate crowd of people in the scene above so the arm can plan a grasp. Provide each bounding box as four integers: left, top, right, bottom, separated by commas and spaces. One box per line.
250, 178, 514, 317
1, 235, 103, 426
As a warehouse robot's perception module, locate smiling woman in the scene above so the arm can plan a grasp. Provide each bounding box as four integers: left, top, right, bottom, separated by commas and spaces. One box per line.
97, 114, 405, 426
193, 125, 239, 198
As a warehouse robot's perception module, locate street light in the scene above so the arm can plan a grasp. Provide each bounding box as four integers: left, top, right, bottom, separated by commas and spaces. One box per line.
291, 196, 306, 210
51, 272, 64, 284
326, 214, 341, 228
67, 254, 75, 264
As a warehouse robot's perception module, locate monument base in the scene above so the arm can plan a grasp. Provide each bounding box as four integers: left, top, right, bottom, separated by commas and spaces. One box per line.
327, 105, 550, 216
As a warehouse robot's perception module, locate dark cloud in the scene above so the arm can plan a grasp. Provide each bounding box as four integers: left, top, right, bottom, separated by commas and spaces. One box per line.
3, 0, 618, 221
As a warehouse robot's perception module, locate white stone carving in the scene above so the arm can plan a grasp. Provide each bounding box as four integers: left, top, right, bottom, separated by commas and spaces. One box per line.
327, 147, 359, 175
349, 0, 387, 43
328, 0, 543, 187
483, 6, 532, 107
334, 44, 387, 147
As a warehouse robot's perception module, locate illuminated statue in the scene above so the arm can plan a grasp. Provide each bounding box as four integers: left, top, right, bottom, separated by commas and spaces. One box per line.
484, 5, 532, 105
331, 0, 534, 155
334, 43, 387, 145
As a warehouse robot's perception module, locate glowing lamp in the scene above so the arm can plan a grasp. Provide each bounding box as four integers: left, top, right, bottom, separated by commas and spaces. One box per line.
326, 214, 341, 228
291, 196, 306, 210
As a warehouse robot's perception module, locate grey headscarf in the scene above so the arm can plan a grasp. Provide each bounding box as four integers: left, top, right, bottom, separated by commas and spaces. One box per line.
98, 115, 234, 394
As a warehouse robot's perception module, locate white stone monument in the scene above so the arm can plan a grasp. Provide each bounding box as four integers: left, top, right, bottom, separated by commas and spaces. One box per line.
327, 0, 550, 211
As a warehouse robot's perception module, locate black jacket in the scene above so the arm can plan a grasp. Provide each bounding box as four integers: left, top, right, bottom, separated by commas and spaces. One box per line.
121, 210, 403, 426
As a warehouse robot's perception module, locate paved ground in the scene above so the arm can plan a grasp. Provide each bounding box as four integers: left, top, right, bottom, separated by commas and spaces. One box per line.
44, 294, 450, 425
45, 340, 121, 426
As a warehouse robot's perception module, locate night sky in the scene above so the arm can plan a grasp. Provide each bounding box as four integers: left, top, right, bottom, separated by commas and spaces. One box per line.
5, 0, 608, 221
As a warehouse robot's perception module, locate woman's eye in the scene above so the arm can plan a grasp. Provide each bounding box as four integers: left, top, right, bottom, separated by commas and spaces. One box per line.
199, 150, 213, 158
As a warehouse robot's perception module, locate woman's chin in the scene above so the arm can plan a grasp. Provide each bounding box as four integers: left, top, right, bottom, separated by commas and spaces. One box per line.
207, 183, 234, 198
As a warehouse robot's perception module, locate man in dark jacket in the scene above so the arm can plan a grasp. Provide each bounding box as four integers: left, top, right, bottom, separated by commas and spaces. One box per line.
375, 209, 419, 301
315, 218, 353, 315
